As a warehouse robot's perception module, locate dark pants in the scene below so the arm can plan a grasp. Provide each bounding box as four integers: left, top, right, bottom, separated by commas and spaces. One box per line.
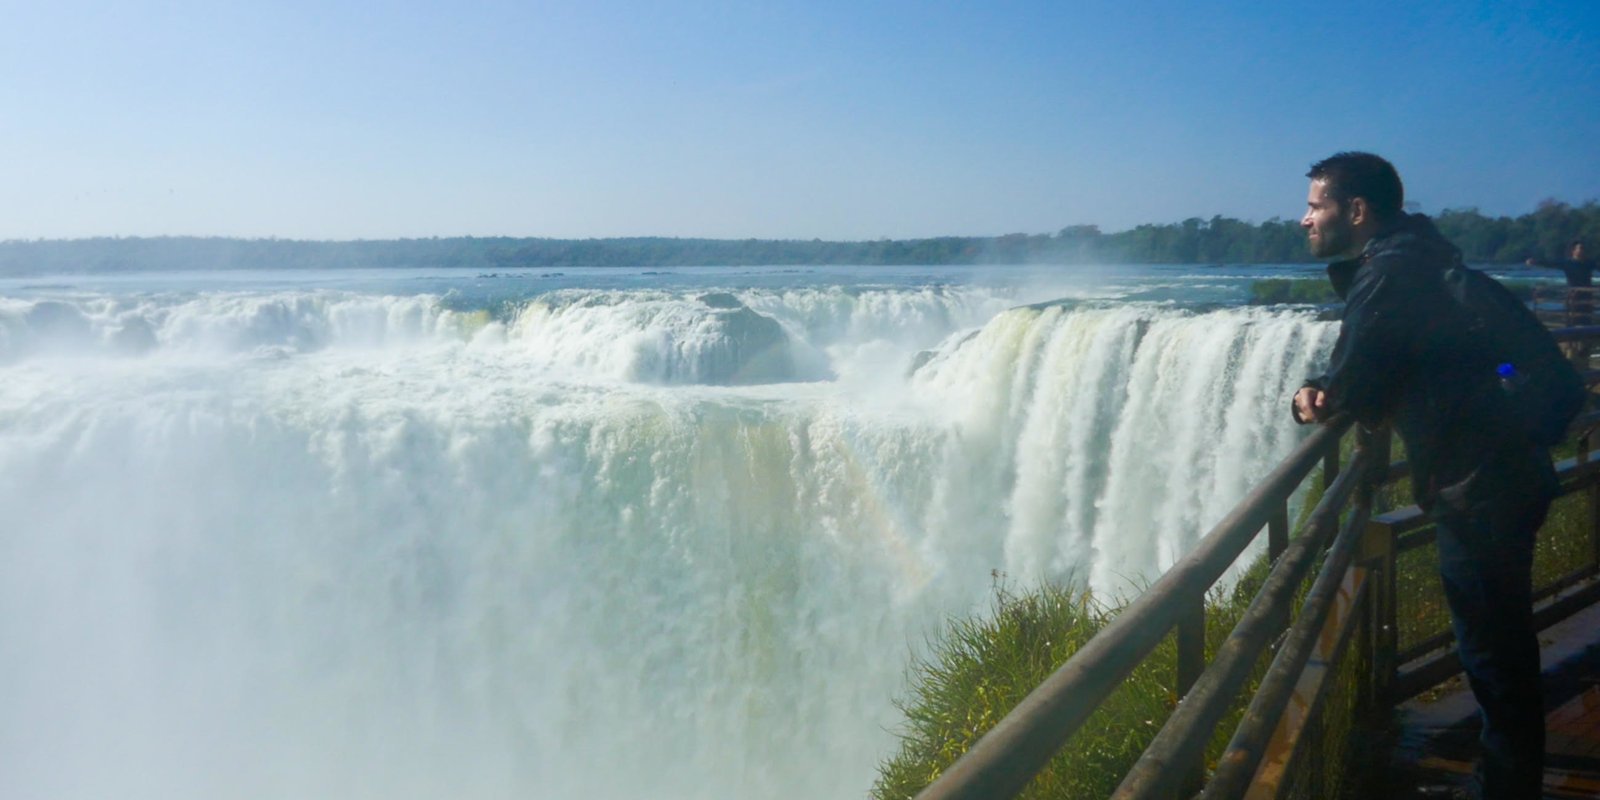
1434, 494, 1550, 799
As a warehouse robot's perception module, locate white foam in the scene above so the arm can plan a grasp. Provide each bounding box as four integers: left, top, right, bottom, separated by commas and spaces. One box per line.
910, 303, 1337, 597
0, 291, 478, 362
0, 288, 1337, 799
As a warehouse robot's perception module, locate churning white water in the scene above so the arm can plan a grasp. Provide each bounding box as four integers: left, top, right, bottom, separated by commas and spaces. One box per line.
0, 269, 1335, 799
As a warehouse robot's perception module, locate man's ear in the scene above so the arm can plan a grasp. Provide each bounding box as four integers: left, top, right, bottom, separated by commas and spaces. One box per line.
1346, 196, 1369, 227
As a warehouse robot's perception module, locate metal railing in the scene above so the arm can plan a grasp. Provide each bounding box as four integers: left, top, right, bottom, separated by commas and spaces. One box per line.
913, 323, 1600, 800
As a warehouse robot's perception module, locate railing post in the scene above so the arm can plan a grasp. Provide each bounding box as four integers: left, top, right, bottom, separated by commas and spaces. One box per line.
1355, 425, 1395, 718
1267, 499, 1289, 562
1268, 498, 1290, 634
1583, 331, 1600, 571
1591, 457, 1600, 574
1322, 438, 1341, 492
1358, 518, 1398, 717
1176, 599, 1206, 798
1355, 425, 1389, 507
1565, 304, 1593, 376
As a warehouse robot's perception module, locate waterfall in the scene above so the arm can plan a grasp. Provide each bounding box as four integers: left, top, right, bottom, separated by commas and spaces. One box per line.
0, 285, 1336, 799
910, 302, 1337, 595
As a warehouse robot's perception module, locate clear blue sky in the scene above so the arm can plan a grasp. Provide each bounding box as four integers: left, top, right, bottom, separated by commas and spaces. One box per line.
2, 0, 1596, 240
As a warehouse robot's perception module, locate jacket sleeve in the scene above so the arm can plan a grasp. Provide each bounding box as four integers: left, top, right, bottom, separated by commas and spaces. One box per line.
1314, 259, 1417, 425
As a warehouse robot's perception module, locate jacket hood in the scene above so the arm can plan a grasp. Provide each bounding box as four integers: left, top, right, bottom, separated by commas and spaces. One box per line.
1327, 213, 1462, 298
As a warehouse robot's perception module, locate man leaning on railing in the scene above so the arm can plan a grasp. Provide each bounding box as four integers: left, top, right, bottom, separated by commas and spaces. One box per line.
1290, 152, 1561, 800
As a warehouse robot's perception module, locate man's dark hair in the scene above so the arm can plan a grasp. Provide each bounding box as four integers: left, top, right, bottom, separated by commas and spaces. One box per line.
1307, 152, 1405, 223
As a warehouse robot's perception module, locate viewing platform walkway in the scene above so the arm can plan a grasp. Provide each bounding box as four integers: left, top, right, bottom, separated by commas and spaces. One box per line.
1388, 588, 1600, 798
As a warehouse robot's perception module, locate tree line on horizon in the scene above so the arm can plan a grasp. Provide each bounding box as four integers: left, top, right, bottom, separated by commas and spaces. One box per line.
3, 200, 1597, 275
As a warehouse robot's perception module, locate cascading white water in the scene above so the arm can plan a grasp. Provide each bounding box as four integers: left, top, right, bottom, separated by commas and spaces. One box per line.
0, 282, 1336, 799
0, 291, 475, 362
909, 302, 1337, 595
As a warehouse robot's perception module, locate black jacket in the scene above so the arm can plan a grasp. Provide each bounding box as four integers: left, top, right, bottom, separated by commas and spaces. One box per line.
1303, 214, 1557, 513
1529, 257, 1598, 288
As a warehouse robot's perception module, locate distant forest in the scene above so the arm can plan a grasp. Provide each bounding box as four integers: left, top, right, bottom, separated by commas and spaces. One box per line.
4, 200, 1597, 275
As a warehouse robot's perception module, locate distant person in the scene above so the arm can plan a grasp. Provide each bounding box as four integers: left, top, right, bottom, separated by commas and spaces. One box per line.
1291, 152, 1558, 800
1527, 239, 1597, 287
1528, 240, 1597, 327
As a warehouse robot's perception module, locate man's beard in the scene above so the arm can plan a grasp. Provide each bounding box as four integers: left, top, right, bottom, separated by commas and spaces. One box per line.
1308, 224, 1353, 259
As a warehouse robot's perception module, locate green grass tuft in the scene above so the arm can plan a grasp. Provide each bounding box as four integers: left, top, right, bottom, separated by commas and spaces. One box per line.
1248, 279, 1339, 305
872, 565, 1274, 799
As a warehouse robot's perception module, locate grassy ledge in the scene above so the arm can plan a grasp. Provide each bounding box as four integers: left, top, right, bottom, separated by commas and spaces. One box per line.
871, 562, 1273, 800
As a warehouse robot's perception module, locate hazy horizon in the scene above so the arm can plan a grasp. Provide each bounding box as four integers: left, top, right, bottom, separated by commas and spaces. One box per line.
3, 192, 1596, 246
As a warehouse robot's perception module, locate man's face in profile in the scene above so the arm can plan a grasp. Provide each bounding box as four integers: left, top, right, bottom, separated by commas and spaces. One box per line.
1302, 179, 1357, 260
1572, 242, 1586, 260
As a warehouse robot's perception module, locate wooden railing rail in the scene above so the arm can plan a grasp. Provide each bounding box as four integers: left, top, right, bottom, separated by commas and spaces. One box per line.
1110, 428, 1381, 799
1367, 453, 1600, 703
1200, 444, 1380, 798
913, 419, 1353, 800
1533, 288, 1600, 329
